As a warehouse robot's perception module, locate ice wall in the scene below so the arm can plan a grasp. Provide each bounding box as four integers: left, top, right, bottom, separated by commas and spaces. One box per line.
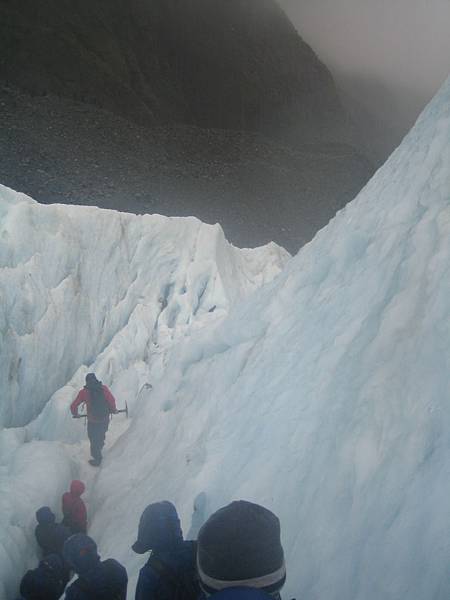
0, 192, 289, 428
84, 76, 450, 599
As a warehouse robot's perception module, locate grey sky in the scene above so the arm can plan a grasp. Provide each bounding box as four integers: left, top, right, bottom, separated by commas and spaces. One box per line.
279, 0, 450, 160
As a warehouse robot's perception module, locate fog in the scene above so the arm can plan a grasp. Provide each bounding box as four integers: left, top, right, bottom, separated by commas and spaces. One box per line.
279, 0, 450, 161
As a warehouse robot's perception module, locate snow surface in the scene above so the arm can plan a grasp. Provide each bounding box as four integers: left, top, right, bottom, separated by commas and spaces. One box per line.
1, 75, 450, 600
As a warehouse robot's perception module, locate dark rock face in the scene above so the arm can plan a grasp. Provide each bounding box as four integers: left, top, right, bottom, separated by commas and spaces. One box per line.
0, 0, 373, 252
0, 87, 371, 252
1, 0, 350, 143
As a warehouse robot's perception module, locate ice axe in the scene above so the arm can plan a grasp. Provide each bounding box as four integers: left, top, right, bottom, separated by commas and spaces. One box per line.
72, 413, 88, 428
112, 384, 150, 419
114, 401, 129, 418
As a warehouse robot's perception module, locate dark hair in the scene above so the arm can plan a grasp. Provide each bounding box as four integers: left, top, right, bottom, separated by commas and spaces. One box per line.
85, 373, 101, 388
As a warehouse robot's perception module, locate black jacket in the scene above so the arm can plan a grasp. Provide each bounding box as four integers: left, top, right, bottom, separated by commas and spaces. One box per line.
65, 559, 128, 600
20, 557, 69, 600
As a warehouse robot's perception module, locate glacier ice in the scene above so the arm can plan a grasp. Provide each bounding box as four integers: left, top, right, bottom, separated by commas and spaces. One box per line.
1, 75, 450, 600
0, 187, 289, 598
0, 195, 288, 428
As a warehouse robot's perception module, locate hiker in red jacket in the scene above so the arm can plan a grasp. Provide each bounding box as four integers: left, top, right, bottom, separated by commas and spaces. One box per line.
62, 480, 88, 534
71, 373, 118, 466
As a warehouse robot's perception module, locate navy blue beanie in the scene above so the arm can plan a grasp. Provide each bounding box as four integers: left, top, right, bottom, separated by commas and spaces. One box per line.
63, 534, 100, 574
36, 506, 55, 524
132, 501, 183, 554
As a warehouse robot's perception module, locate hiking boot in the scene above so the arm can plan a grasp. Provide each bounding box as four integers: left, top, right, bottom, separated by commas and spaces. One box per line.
89, 458, 101, 467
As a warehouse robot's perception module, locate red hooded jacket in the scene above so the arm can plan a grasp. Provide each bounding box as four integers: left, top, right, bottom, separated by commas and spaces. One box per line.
70, 385, 117, 423
62, 480, 87, 534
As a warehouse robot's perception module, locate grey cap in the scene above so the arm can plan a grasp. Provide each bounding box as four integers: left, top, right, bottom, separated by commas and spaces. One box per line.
197, 501, 286, 594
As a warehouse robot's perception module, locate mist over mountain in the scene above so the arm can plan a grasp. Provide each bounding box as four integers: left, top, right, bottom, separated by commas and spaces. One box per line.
280, 0, 450, 163
0, 0, 372, 251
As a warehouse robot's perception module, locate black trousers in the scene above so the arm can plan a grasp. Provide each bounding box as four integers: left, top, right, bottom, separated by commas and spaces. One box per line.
87, 420, 109, 461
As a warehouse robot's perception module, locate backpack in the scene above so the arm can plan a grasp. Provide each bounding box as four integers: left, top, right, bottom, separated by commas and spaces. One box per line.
148, 542, 200, 600
87, 385, 110, 420
20, 567, 65, 600
69, 560, 127, 600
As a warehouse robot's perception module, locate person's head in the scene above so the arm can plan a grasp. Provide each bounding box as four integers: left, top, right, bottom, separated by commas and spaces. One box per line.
85, 373, 101, 389
63, 534, 100, 574
70, 480, 86, 497
197, 501, 285, 597
36, 506, 56, 525
40, 553, 65, 579
132, 501, 183, 554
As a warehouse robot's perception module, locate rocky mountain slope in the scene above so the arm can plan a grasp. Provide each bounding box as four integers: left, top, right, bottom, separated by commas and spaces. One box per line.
0, 86, 371, 251
0, 0, 372, 251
